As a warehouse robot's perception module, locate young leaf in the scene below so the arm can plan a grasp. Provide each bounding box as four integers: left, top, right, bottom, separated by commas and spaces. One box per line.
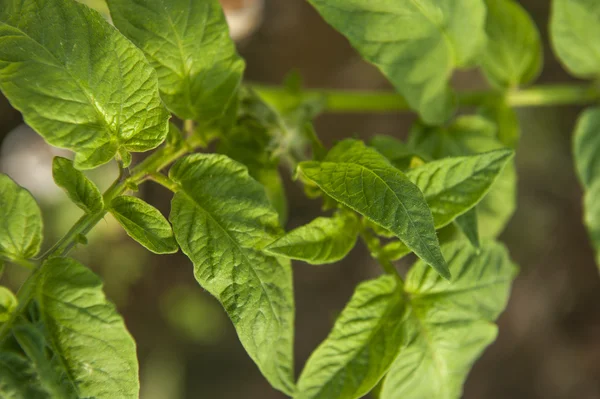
109, 195, 178, 254
52, 157, 104, 214
169, 154, 295, 395
405, 150, 514, 229
295, 275, 406, 399
36, 257, 139, 398
106, 0, 244, 123
408, 117, 517, 238
381, 240, 517, 399
0, 286, 16, 322
307, 0, 486, 124
482, 0, 542, 88
298, 140, 449, 279
0, 0, 169, 169
0, 174, 43, 260
551, 0, 600, 78
455, 209, 481, 249
573, 107, 600, 188
265, 212, 359, 265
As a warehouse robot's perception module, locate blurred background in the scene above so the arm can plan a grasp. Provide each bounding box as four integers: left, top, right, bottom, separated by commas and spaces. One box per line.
1, 0, 600, 398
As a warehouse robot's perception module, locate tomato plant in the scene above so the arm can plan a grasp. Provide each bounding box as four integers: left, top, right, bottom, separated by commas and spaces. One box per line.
0, 0, 598, 398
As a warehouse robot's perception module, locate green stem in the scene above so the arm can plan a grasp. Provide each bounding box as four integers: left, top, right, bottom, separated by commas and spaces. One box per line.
359, 225, 401, 279
251, 83, 599, 112
146, 172, 179, 193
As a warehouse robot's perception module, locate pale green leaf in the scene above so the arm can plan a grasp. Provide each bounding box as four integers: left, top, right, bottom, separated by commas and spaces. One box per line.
455, 209, 480, 249
405, 150, 513, 228
408, 116, 517, 237
106, 0, 244, 122
307, 0, 486, 124
482, 0, 542, 88
573, 107, 600, 188
298, 140, 449, 279
36, 257, 139, 398
0, 174, 43, 260
109, 195, 178, 254
0, 0, 169, 169
551, 0, 600, 78
265, 212, 359, 265
381, 240, 517, 399
169, 154, 295, 395
583, 181, 600, 269
295, 275, 406, 399
52, 157, 104, 214
0, 286, 17, 323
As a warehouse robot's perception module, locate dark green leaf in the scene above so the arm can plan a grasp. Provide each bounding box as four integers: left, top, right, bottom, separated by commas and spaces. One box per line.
266, 212, 359, 265
380, 240, 517, 399
573, 107, 600, 188
52, 157, 103, 214
169, 154, 295, 395
455, 209, 480, 249
482, 0, 542, 88
551, 0, 600, 78
106, 0, 244, 123
307, 0, 486, 124
0, 351, 49, 398
36, 257, 139, 398
298, 140, 449, 279
295, 275, 406, 399
368, 135, 424, 171
109, 195, 178, 254
0, 0, 169, 168
0, 174, 43, 260
405, 150, 513, 228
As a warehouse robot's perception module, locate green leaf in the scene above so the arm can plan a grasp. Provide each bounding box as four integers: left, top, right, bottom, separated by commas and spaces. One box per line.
298, 140, 449, 279
307, 0, 486, 124
479, 99, 521, 149
381, 240, 517, 399
482, 0, 542, 88
455, 209, 480, 249
109, 195, 178, 254
295, 275, 406, 399
573, 107, 600, 188
368, 135, 424, 171
36, 257, 139, 398
551, 0, 600, 78
405, 150, 514, 229
0, 351, 50, 398
169, 154, 295, 395
583, 181, 600, 269
52, 157, 104, 214
106, 0, 244, 123
0, 0, 169, 169
13, 324, 74, 398
266, 212, 359, 265
0, 174, 43, 260
0, 286, 17, 323
408, 116, 517, 237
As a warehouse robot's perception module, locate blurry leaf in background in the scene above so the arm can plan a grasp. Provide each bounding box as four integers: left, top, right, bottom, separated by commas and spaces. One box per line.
573, 107, 600, 270
369, 135, 426, 171
0, 174, 43, 260
299, 139, 450, 279
307, 0, 486, 124
479, 99, 521, 149
551, 0, 600, 78
409, 116, 517, 238
0, 286, 17, 322
160, 286, 227, 344
380, 240, 517, 399
107, 0, 245, 124
482, 0, 542, 89
0, 0, 170, 169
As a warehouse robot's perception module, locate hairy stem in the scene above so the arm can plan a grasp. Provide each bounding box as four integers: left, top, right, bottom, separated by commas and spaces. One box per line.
252, 83, 599, 112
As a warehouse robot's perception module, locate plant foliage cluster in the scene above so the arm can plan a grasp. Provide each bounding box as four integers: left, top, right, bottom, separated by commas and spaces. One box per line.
0, 0, 598, 398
